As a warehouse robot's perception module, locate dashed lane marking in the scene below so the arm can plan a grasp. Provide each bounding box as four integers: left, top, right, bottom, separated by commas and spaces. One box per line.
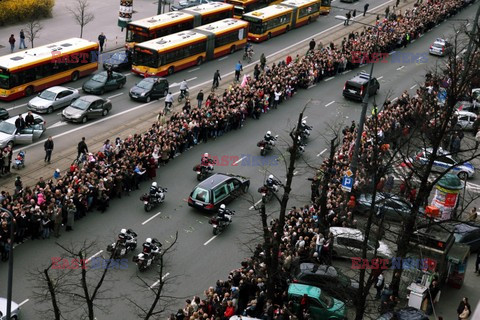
142, 211, 162, 225
204, 236, 217, 246
325, 101, 335, 107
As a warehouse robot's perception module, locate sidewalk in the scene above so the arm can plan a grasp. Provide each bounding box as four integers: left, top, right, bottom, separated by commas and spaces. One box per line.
0, 0, 159, 56
0, 0, 411, 194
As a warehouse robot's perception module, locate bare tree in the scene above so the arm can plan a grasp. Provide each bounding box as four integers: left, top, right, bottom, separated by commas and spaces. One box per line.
67, 0, 95, 38
129, 232, 179, 320
24, 20, 43, 48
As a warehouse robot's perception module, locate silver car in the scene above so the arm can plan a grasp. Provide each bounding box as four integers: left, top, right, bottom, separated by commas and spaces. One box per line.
0, 113, 46, 148
62, 96, 112, 123
0, 297, 20, 319
28, 86, 80, 114
456, 110, 478, 130
410, 147, 475, 179
429, 38, 452, 57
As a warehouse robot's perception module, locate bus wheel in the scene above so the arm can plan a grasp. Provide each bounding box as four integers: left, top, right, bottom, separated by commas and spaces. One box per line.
267, 33, 272, 40
25, 86, 34, 97
307, 17, 311, 25
286, 25, 290, 32
167, 66, 174, 75
196, 57, 203, 66
71, 71, 80, 82
230, 45, 236, 54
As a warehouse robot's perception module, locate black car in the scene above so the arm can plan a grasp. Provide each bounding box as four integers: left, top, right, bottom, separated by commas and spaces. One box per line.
443, 222, 480, 252
356, 192, 424, 222
343, 72, 380, 101
103, 51, 132, 71
82, 71, 127, 95
129, 77, 169, 102
378, 307, 428, 320
0, 108, 9, 120
188, 173, 249, 211
292, 263, 359, 304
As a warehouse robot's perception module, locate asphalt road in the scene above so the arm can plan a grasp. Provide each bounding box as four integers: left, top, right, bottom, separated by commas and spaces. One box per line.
0, 2, 480, 319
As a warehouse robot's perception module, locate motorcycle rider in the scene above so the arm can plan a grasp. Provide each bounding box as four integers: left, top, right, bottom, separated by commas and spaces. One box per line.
300, 120, 312, 132
201, 153, 215, 171
179, 79, 189, 97
142, 238, 161, 256
217, 204, 233, 224
264, 131, 276, 147
265, 174, 281, 192
149, 182, 163, 201
118, 228, 136, 250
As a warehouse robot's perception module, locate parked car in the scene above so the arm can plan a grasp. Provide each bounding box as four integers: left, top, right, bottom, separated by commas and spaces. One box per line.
429, 38, 452, 56
0, 108, 9, 120
455, 100, 479, 114
103, 51, 132, 71
343, 72, 379, 101
472, 88, 480, 103
455, 110, 478, 130
129, 77, 169, 102
0, 297, 20, 319
172, 0, 210, 10
378, 307, 428, 320
188, 173, 249, 211
329, 227, 393, 260
0, 113, 45, 148
408, 147, 475, 179
27, 86, 80, 114
62, 96, 112, 123
82, 71, 126, 95
356, 192, 424, 222
287, 283, 347, 320
292, 263, 359, 304
444, 222, 480, 252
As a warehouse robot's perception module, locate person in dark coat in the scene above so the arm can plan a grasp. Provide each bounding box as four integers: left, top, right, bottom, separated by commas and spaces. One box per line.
25, 111, 34, 127
77, 137, 88, 160
44, 136, 54, 163
14, 114, 25, 131
363, 3, 369, 16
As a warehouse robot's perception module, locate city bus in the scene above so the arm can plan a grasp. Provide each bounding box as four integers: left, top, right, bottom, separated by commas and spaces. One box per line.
0, 38, 98, 101
132, 18, 248, 77
242, 5, 293, 42
125, 3, 234, 48
226, 0, 283, 19
319, 0, 331, 14
281, 0, 321, 27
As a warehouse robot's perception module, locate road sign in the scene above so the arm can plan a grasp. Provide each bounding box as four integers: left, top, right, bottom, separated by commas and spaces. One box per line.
341, 175, 354, 192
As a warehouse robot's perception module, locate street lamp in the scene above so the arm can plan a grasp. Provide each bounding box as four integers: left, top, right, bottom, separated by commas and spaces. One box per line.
0, 207, 15, 320
334, 15, 381, 186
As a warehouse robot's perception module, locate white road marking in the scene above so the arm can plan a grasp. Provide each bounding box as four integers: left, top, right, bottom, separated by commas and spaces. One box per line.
419, 34, 424, 37
75, 87, 82, 90
325, 101, 335, 107
149, 272, 170, 289
302, 116, 308, 121
467, 182, 480, 191
48, 121, 68, 129
390, 51, 396, 55
107, 92, 124, 99
218, 56, 229, 61
188, 68, 200, 73
377, 76, 384, 80
204, 236, 217, 246
410, 84, 417, 90
324, 77, 334, 82
342, 70, 351, 75
186, 77, 197, 82
142, 211, 162, 225
18, 299, 30, 307
293, 171, 298, 176
308, 84, 317, 89
170, 82, 179, 87
392, 97, 398, 102
6, 103, 28, 111
396, 66, 405, 70
86, 250, 103, 263
233, 156, 246, 166
249, 199, 262, 210
466, 23, 470, 27
317, 148, 327, 157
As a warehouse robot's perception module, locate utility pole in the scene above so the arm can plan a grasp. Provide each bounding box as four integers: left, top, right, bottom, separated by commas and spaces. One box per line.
157, 0, 162, 14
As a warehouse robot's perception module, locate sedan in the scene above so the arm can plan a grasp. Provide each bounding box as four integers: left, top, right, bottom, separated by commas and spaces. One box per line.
444, 222, 480, 252
356, 192, 422, 222
27, 86, 80, 114
0, 113, 45, 148
103, 51, 132, 71
0, 297, 20, 319
129, 77, 169, 102
82, 71, 126, 95
188, 173, 249, 211
292, 263, 359, 304
429, 38, 452, 57
0, 108, 9, 120
455, 110, 478, 130
455, 101, 479, 114
62, 96, 112, 123
408, 147, 475, 179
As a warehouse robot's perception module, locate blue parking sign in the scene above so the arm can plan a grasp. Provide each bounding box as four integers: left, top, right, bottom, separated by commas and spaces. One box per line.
341, 175, 353, 192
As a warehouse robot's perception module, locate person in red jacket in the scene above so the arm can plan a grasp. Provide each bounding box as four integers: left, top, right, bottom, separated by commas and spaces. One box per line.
224, 301, 235, 318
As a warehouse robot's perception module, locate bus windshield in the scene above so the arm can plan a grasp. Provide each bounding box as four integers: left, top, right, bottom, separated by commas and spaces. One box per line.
0, 70, 9, 89
243, 17, 264, 34
134, 50, 158, 68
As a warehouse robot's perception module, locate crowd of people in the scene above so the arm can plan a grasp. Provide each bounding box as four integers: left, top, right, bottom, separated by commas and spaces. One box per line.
0, 0, 474, 317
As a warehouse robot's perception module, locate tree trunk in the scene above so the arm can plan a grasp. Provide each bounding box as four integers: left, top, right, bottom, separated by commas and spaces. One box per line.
44, 268, 61, 320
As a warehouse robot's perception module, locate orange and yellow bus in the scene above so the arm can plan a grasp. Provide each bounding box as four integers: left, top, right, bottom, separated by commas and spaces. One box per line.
125, 3, 234, 48
242, 1, 319, 42
0, 38, 98, 101
227, 0, 283, 19
132, 18, 248, 77
319, 0, 331, 14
